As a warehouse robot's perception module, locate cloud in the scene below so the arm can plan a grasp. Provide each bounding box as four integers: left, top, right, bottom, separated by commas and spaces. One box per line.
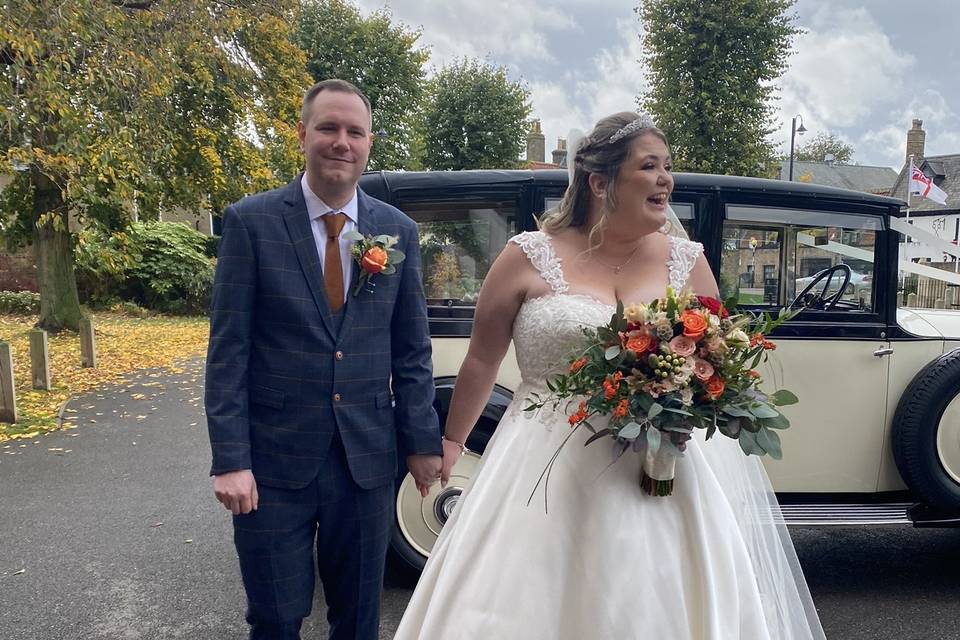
356, 0, 575, 67
774, 6, 914, 154
860, 90, 960, 167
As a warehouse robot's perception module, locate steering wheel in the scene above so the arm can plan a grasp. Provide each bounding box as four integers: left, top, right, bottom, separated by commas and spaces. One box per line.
789, 264, 853, 311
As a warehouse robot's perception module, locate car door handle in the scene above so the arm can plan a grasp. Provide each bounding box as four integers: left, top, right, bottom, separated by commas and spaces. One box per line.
873, 347, 894, 357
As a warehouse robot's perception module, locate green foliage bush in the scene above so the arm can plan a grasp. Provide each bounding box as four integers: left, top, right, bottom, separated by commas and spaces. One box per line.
75, 221, 214, 315
0, 290, 40, 315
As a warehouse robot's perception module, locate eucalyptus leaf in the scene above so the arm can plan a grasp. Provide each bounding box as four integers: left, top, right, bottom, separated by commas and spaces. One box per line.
706, 423, 717, 440
721, 405, 754, 419
738, 430, 764, 456
373, 234, 394, 245
770, 389, 799, 406
662, 406, 693, 416
660, 438, 685, 458
386, 249, 406, 262
605, 345, 621, 360
647, 402, 663, 419
381, 264, 397, 275
761, 412, 790, 429
341, 230, 364, 242
757, 427, 783, 460
660, 424, 694, 434
618, 422, 643, 440
749, 403, 779, 419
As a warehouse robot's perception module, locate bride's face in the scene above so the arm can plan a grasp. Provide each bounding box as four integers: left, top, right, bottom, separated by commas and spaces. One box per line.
609, 132, 674, 233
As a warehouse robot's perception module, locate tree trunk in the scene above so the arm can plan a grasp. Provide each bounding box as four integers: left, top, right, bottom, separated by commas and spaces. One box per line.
32, 170, 82, 333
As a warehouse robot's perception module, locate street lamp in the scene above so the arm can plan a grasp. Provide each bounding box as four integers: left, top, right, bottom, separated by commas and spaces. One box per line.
788, 114, 807, 181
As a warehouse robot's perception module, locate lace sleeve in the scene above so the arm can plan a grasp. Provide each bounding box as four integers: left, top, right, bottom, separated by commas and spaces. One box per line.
667, 237, 704, 292
508, 231, 568, 294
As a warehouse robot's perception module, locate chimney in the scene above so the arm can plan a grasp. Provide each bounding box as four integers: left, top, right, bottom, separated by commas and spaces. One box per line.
552, 137, 567, 166
906, 118, 926, 163
526, 119, 545, 163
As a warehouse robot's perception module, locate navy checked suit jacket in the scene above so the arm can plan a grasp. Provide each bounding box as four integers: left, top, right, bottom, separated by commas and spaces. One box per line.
205, 175, 441, 491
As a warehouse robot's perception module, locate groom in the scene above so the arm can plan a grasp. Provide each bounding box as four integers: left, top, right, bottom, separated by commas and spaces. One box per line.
205, 79, 443, 640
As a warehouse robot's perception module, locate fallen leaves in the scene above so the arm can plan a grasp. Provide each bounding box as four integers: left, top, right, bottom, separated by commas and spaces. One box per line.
0, 313, 208, 441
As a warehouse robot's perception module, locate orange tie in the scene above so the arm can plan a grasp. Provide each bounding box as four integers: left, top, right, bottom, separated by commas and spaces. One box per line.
321, 212, 348, 312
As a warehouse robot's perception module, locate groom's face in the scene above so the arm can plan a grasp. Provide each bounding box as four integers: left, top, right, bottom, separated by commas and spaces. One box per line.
299, 90, 373, 190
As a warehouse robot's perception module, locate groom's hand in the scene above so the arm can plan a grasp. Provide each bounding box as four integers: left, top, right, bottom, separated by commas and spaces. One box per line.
213, 469, 259, 515
406, 455, 442, 498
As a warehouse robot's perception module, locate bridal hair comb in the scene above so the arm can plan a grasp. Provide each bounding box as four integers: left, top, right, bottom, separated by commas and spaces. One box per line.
608, 114, 657, 144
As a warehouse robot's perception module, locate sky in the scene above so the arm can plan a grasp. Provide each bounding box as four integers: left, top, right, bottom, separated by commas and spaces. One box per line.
355, 0, 960, 170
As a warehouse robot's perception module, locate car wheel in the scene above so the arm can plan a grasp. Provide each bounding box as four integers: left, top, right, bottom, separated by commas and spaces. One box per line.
892, 348, 960, 508
390, 450, 483, 573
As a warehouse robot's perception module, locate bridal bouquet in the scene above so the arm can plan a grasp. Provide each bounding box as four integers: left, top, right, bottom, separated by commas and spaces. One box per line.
526, 288, 799, 499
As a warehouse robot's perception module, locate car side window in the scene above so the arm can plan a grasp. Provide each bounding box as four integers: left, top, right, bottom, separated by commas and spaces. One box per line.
401, 198, 517, 309
720, 205, 883, 312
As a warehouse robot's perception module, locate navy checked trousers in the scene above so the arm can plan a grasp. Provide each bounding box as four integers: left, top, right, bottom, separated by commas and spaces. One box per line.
232, 434, 393, 640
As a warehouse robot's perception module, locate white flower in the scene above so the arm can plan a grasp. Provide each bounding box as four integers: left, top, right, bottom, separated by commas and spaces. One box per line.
728, 329, 750, 348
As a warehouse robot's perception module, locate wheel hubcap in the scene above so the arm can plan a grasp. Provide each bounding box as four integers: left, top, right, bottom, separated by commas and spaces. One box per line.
937, 394, 960, 486
396, 451, 481, 558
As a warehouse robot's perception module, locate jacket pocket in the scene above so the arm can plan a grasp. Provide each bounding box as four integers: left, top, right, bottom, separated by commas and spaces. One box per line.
250, 385, 284, 409
375, 391, 392, 409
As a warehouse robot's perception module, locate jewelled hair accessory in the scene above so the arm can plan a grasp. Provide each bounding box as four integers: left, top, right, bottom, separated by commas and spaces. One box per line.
608, 114, 657, 144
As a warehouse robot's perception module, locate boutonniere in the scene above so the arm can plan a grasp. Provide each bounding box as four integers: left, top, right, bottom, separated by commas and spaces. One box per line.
343, 230, 406, 296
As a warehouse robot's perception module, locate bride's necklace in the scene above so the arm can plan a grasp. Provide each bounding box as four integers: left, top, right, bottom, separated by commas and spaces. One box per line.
591, 243, 641, 274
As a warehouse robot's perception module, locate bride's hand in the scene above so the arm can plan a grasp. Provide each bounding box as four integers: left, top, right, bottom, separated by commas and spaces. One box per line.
440, 438, 463, 488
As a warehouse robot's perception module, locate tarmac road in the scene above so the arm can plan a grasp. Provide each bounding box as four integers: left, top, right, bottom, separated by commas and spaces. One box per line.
1, 358, 958, 639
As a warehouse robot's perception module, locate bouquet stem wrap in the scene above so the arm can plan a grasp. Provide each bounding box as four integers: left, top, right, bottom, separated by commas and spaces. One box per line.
641, 443, 676, 496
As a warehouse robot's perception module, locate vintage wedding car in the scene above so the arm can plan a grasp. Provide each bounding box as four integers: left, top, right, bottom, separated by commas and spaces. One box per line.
357, 169, 960, 572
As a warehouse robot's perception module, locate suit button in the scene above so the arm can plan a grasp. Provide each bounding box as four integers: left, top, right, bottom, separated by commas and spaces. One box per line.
335, 351, 344, 360
333, 393, 342, 402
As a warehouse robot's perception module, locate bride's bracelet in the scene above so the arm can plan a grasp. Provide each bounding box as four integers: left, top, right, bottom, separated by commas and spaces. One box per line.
442, 435, 466, 456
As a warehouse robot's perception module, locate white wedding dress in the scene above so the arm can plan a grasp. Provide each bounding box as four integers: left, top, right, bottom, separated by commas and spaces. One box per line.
394, 231, 826, 640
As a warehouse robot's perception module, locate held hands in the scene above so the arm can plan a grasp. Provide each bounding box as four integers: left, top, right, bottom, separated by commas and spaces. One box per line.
406, 454, 443, 498
440, 437, 465, 488
213, 469, 259, 515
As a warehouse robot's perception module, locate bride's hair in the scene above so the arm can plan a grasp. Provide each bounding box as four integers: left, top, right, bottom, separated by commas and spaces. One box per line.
539, 112, 669, 245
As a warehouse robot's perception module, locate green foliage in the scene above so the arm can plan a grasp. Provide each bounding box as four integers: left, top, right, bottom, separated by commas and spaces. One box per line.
420, 58, 532, 170
637, 0, 801, 176
793, 131, 855, 164
1, 0, 309, 327
74, 222, 214, 315
295, 0, 429, 170
0, 291, 40, 315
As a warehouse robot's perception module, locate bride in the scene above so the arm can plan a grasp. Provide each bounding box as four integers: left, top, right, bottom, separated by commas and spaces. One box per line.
393, 112, 826, 639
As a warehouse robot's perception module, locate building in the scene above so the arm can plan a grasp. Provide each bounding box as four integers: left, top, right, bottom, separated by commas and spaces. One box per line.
889, 119, 960, 262
777, 160, 898, 196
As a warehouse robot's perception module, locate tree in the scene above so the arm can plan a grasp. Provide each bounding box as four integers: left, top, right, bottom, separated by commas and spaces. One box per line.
637, 0, 801, 177
420, 59, 531, 171
793, 132, 855, 164
295, 0, 429, 171
1, 0, 309, 331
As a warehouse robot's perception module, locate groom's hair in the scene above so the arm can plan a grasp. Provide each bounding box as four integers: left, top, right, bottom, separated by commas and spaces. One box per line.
301, 79, 372, 124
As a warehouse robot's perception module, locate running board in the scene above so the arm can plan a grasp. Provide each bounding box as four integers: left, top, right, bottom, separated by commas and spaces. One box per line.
779, 502, 913, 526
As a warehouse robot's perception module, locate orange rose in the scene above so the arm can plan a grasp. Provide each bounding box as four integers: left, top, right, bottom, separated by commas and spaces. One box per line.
613, 398, 629, 419
361, 246, 389, 274
568, 401, 589, 426
680, 310, 708, 340
625, 333, 657, 355
705, 375, 726, 399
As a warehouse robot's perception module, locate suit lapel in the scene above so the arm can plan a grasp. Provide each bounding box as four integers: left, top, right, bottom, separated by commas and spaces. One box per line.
341, 190, 377, 332
281, 176, 337, 339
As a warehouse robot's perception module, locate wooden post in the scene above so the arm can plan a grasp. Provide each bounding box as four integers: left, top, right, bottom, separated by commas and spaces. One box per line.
79, 316, 97, 368
29, 329, 51, 390
0, 341, 17, 424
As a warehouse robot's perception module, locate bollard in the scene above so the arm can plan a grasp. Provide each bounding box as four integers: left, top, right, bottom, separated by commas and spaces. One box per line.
906, 293, 917, 308
29, 329, 51, 390
0, 341, 17, 423
80, 316, 97, 368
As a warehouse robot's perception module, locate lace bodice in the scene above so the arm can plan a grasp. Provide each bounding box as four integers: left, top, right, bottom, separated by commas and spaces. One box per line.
509, 231, 703, 385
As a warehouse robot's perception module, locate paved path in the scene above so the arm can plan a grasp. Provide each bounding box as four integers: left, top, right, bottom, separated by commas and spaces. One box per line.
1, 358, 959, 639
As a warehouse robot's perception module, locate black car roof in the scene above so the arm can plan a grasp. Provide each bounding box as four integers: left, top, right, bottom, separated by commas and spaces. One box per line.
360, 169, 906, 210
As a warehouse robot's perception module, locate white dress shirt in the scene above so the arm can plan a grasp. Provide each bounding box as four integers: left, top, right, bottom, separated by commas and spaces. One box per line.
301, 174, 358, 306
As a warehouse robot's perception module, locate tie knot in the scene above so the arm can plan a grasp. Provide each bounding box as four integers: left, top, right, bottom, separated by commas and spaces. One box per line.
322, 212, 348, 239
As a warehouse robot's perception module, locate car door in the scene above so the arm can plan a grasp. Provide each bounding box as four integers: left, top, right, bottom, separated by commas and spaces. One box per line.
718, 201, 893, 493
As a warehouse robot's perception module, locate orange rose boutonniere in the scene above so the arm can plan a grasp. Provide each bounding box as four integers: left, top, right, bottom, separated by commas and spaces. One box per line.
343, 231, 406, 296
